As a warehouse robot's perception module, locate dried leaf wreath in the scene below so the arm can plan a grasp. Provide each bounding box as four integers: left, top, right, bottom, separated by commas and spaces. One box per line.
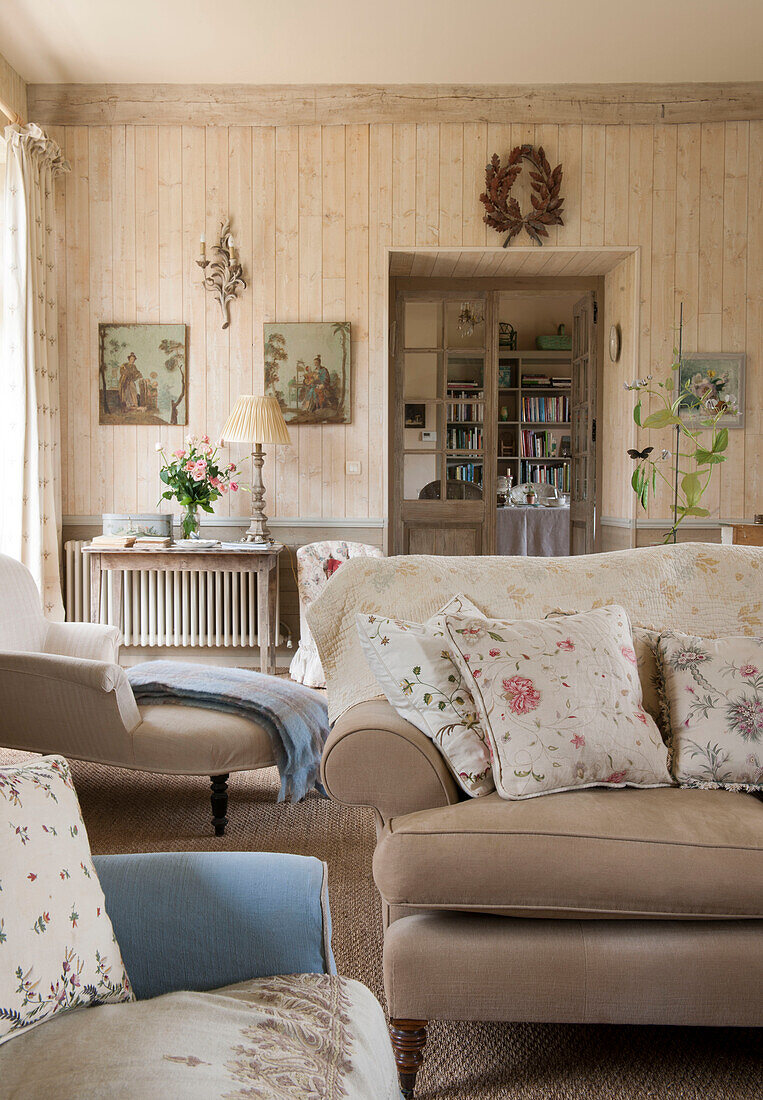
480, 145, 564, 246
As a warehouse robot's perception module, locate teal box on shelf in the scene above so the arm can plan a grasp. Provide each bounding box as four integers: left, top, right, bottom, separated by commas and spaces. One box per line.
498, 363, 516, 388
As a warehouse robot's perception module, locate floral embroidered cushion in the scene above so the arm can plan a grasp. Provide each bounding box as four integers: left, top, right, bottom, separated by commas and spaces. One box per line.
657, 631, 763, 791
0, 756, 133, 1045
443, 605, 673, 800
356, 594, 494, 796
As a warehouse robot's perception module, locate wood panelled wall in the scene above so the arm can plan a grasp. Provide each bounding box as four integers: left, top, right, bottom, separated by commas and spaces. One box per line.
49, 118, 762, 522
0, 52, 27, 121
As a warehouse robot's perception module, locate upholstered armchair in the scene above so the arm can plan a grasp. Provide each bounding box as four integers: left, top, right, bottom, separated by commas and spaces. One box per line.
290, 540, 383, 688
0, 553, 278, 834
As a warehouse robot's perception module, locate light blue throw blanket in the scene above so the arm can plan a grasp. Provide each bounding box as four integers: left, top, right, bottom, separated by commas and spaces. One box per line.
127, 662, 329, 802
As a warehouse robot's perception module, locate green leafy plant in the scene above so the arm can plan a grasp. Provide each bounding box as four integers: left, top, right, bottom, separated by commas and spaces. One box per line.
156, 435, 240, 538
626, 350, 737, 544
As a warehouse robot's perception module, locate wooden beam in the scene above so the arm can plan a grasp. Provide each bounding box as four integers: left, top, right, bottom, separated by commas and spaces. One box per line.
27, 82, 763, 128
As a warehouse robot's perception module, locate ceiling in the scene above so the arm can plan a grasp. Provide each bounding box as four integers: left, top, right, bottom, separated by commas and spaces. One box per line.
388, 248, 635, 279
2, 0, 762, 85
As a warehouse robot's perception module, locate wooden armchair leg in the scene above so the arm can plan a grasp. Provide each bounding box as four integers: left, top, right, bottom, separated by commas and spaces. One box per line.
210, 773, 229, 836
389, 1018, 428, 1099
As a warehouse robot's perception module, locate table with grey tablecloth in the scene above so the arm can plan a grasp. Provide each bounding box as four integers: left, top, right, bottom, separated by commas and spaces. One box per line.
496, 506, 570, 556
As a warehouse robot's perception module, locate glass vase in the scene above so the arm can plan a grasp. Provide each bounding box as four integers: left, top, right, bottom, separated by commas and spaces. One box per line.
180, 505, 201, 540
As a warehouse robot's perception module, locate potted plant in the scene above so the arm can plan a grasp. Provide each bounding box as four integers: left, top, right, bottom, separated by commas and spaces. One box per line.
156, 436, 240, 539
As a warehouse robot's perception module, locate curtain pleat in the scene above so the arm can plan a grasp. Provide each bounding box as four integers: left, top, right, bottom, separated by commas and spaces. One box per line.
1, 123, 69, 619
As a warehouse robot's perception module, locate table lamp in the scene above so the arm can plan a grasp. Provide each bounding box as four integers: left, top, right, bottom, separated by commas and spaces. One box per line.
220, 394, 291, 544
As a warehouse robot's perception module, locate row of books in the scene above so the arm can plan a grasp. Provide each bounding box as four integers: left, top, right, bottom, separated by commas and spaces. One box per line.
521, 463, 571, 492
447, 462, 483, 485
521, 395, 569, 423
90, 533, 172, 549
522, 374, 571, 388
447, 427, 483, 450
447, 401, 484, 422
521, 429, 563, 459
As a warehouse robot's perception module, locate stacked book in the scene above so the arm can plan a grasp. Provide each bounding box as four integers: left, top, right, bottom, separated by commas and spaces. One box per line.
447, 426, 483, 450
522, 394, 569, 422
446, 382, 484, 423
90, 534, 136, 548
522, 374, 571, 388
521, 429, 559, 458
521, 463, 571, 493
133, 536, 172, 548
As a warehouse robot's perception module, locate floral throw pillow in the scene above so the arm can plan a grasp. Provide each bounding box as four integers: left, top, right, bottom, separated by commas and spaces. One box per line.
657, 631, 763, 791
0, 756, 133, 1046
443, 605, 672, 800
356, 594, 494, 796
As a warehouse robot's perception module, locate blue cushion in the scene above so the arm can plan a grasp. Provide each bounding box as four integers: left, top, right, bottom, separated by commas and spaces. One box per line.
94, 851, 335, 1000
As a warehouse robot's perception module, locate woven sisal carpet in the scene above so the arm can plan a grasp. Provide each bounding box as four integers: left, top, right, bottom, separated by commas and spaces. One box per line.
1, 748, 759, 1098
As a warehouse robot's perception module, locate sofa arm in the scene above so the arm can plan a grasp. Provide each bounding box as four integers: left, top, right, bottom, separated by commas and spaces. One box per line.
321, 699, 461, 824
94, 852, 335, 1000
44, 620, 120, 663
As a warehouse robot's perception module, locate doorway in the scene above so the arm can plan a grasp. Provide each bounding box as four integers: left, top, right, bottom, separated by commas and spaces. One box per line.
388, 248, 639, 557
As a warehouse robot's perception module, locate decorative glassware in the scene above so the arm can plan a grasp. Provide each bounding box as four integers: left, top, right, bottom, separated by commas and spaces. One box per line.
181, 505, 201, 540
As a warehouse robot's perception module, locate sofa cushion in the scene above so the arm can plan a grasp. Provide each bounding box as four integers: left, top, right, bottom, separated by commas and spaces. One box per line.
0, 975, 399, 1100
373, 786, 763, 919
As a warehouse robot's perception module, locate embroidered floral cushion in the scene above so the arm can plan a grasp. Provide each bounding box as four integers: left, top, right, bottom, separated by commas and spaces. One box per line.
0, 756, 133, 1045
443, 605, 673, 800
356, 594, 494, 796
657, 631, 763, 791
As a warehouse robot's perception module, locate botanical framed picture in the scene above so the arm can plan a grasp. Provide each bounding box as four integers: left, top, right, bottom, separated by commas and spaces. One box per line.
676, 353, 745, 429
264, 322, 351, 424
99, 323, 187, 426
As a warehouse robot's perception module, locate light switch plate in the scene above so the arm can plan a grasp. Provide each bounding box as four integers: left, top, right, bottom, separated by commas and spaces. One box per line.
346, 460, 361, 475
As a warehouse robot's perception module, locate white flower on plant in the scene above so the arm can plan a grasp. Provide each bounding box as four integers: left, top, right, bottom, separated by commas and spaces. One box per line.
660, 448, 670, 460
154, 442, 163, 452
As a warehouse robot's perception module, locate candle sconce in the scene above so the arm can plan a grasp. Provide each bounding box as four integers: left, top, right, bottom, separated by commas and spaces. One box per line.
196, 218, 246, 330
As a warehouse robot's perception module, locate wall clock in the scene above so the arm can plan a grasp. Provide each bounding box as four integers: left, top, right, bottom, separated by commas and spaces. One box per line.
609, 324, 621, 363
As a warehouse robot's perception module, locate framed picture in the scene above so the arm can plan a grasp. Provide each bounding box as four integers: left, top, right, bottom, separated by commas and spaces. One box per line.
676, 353, 745, 429
404, 403, 425, 428
99, 324, 187, 426
264, 322, 351, 424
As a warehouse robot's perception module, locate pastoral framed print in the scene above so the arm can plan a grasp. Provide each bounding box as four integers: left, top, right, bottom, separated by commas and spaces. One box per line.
264, 322, 351, 425
99, 323, 187, 426
676, 353, 745, 429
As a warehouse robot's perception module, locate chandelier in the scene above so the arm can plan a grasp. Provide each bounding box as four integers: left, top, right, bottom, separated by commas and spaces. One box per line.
457, 301, 484, 339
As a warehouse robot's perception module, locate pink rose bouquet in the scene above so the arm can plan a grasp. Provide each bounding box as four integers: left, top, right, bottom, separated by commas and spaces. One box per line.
156, 436, 239, 538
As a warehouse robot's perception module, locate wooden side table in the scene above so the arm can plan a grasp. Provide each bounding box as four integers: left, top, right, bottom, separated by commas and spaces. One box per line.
720, 524, 763, 547
82, 544, 283, 675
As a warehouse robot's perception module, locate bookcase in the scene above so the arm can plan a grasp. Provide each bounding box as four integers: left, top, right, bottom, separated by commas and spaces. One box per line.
496, 350, 572, 494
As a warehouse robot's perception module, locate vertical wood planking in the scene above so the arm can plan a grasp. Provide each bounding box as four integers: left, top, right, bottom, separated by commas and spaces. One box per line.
181, 126, 206, 498
252, 127, 277, 509
345, 124, 370, 517
392, 123, 416, 246
604, 125, 630, 246
321, 125, 346, 517
720, 121, 748, 517
227, 125, 253, 517
556, 124, 582, 247
581, 126, 606, 245
415, 123, 439, 246
369, 122, 393, 518
746, 122, 763, 516
203, 128, 230, 512
462, 122, 487, 246
134, 125, 160, 511
158, 125, 184, 463
534, 124, 560, 246
274, 126, 300, 516
110, 125, 137, 511
88, 126, 114, 514
47, 125, 69, 515
438, 123, 463, 246
65, 127, 91, 515
299, 125, 323, 516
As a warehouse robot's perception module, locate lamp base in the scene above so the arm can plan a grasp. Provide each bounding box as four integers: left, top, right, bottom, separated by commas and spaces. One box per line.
243, 443, 274, 544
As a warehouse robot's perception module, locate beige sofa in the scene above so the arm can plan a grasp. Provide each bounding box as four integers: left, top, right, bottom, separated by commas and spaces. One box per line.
309, 544, 763, 1098
0, 553, 277, 833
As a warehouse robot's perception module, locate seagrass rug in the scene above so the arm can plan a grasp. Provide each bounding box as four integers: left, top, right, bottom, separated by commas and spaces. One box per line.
1, 748, 759, 1099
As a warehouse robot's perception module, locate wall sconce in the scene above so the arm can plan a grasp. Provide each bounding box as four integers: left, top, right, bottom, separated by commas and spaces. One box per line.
196, 218, 246, 330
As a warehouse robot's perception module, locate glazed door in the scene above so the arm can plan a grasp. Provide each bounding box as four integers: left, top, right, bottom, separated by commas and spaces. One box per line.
570, 292, 597, 555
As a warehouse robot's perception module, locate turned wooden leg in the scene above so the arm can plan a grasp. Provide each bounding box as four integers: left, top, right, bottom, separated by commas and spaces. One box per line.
389, 1018, 428, 1099
210, 774, 229, 836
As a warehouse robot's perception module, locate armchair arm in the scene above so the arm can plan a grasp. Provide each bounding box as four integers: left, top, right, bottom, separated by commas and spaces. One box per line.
94, 852, 335, 1000
44, 620, 120, 663
0, 650, 141, 760
321, 699, 461, 825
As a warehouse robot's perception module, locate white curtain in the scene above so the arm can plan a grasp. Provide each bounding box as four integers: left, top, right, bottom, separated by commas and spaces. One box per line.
0, 124, 69, 619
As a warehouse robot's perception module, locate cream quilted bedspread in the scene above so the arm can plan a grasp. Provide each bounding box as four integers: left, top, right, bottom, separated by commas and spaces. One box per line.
307, 543, 763, 723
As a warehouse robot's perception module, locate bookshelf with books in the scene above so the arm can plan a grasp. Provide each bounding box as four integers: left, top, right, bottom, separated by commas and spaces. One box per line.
497, 351, 572, 493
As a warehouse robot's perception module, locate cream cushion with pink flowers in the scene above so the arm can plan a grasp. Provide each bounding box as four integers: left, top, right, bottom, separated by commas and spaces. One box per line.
443, 604, 673, 801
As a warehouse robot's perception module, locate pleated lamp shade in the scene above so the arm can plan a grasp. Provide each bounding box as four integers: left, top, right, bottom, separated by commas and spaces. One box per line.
220, 394, 291, 446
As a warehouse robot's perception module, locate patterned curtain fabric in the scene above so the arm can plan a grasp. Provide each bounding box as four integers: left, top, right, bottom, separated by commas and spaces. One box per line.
1, 124, 69, 618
